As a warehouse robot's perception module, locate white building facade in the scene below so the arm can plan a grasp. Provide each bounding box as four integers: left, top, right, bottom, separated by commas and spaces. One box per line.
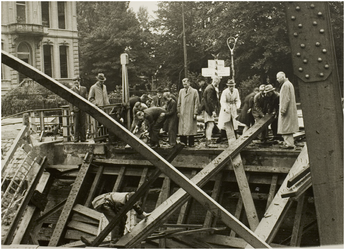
1, 1, 79, 95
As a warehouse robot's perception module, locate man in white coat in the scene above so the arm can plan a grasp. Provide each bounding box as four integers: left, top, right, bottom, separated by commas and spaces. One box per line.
276, 71, 299, 149
218, 79, 241, 143
177, 78, 200, 147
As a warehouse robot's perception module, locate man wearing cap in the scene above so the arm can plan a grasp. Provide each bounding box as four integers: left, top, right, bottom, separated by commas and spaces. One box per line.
218, 79, 241, 142
276, 72, 299, 149
136, 107, 166, 149
177, 78, 200, 147
87, 192, 149, 246
70, 76, 88, 142
88, 73, 110, 107
264, 84, 281, 141
203, 76, 220, 147
237, 87, 259, 133
152, 87, 165, 108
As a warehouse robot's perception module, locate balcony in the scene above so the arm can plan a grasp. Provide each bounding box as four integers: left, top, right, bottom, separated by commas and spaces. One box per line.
7, 23, 48, 36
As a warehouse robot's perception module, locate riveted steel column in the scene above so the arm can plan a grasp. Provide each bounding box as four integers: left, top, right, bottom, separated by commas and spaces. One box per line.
285, 2, 343, 245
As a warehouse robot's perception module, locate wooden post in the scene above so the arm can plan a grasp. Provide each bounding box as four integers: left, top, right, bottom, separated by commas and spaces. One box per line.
285, 3, 343, 245
121, 53, 130, 129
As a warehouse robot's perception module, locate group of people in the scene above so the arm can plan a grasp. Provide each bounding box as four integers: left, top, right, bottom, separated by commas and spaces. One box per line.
70, 71, 299, 150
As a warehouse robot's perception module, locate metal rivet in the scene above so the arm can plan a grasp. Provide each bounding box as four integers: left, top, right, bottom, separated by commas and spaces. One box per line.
318, 12, 323, 16
291, 16, 296, 20
322, 49, 327, 53
294, 32, 298, 37
296, 52, 301, 57
298, 68, 303, 72
305, 74, 310, 79
320, 29, 325, 33
296, 6, 301, 11
318, 58, 322, 62
300, 44, 306, 48
313, 21, 317, 26
319, 73, 324, 77
298, 24, 303, 28
315, 42, 321, 47
303, 59, 308, 64
310, 4, 315, 9
324, 64, 329, 69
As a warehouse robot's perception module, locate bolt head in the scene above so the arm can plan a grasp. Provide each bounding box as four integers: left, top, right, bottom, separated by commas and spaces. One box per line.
296, 6, 301, 11
322, 49, 327, 53
320, 29, 325, 34
298, 68, 303, 72
303, 59, 308, 64
315, 42, 321, 47
318, 12, 323, 16
300, 44, 306, 48
324, 64, 329, 69
310, 4, 315, 8
305, 74, 310, 79
319, 73, 324, 77
296, 52, 301, 57
298, 24, 303, 28
313, 21, 318, 26
294, 32, 298, 37
317, 58, 322, 62
291, 16, 296, 20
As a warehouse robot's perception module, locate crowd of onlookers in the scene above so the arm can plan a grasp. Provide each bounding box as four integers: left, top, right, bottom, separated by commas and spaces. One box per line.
70, 71, 299, 150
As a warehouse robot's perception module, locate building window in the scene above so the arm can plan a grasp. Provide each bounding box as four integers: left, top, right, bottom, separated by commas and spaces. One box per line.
60, 46, 68, 78
41, 2, 50, 27
58, 2, 66, 29
43, 45, 53, 77
17, 42, 31, 83
16, 1, 26, 23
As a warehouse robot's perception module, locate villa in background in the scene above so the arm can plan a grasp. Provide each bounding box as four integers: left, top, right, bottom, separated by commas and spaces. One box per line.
1, 1, 79, 96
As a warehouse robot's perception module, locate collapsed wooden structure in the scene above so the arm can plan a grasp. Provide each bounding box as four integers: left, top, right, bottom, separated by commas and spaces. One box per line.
1, 2, 343, 248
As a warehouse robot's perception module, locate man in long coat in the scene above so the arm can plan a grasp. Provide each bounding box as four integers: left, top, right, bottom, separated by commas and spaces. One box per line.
203, 76, 220, 147
70, 76, 88, 142
177, 78, 200, 147
218, 79, 241, 142
238, 87, 259, 133
276, 71, 299, 149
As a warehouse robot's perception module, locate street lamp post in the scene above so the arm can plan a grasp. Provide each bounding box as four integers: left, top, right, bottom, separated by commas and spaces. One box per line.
226, 35, 239, 81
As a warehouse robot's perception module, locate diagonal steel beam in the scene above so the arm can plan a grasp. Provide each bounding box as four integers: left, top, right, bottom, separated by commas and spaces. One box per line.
2, 51, 271, 248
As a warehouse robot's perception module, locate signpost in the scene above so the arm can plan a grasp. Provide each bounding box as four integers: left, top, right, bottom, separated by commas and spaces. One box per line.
202, 60, 230, 78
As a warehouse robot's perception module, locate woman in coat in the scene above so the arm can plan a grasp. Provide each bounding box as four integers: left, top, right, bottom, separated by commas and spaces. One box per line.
218, 79, 241, 142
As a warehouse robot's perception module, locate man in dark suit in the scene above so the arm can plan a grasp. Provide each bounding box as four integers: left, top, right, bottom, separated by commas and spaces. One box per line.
70, 76, 88, 142
163, 92, 178, 147
137, 107, 166, 149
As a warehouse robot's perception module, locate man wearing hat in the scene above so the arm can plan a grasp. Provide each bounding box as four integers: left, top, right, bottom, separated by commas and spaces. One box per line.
276, 71, 299, 149
218, 79, 241, 142
264, 84, 281, 141
152, 87, 165, 108
88, 73, 110, 107
70, 76, 88, 142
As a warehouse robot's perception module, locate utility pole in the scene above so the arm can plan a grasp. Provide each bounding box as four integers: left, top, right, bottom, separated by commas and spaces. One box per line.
182, 2, 188, 78
121, 53, 130, 129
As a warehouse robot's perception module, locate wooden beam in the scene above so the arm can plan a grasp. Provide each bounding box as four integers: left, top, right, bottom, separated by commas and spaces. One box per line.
177, 170, 197, 224
245, 146, 309, 248
48, 153, 93, 246
266, 175, 278, 210
67, 220, 98, 235
2, 53, 272, 248
112, 166, 125, 192
231, 155, 259, 230
11, 172, 50, 244
230, 196, 243, 237
3, 157, 47, 245
285, 3, 343, 245
203, 173, 223, 228
84, 165, 104, 207
35, 199, 67, 225
290, 194, 306, 246
72, 204, 102, 221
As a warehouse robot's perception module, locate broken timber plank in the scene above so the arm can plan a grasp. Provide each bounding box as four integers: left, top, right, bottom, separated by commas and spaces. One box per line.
2, 53, 271, 248
84, 165, 104, 207
245, 146, 309, 248
48, 153, 93, 246
11, 172, 50, 244
72, 204, 102, 221
67, 220, 98, 235
156, 176, 171, 208
76, 144, 184, 247
3, 156, 47, 245
230, 156, 259, 230
115, 115, 274, 249
35, 199, 67, 225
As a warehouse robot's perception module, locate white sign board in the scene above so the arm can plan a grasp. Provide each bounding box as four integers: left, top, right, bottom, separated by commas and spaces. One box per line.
202, 59, 230, 77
